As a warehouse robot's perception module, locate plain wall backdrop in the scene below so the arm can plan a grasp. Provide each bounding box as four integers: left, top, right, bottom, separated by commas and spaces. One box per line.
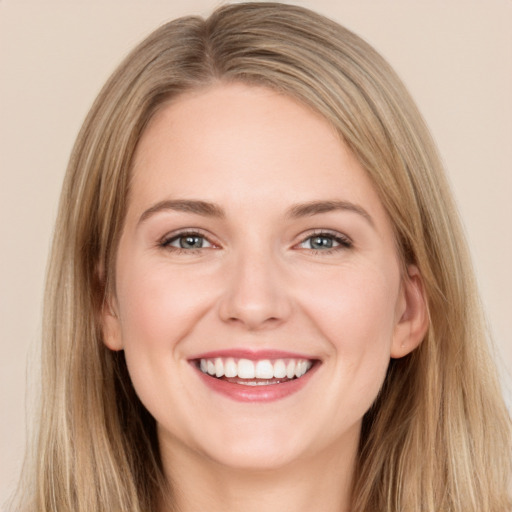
1, 0, 511, 506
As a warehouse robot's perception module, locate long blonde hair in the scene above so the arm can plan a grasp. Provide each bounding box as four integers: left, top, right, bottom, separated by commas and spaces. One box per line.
15, 3, 511, 511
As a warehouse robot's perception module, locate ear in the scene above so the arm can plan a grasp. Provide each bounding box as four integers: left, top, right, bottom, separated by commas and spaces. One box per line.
391, 264, 429, 359
100, 294, 124, 351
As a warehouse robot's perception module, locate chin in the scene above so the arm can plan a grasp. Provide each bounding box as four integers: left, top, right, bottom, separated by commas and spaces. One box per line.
205, 439, 304, 472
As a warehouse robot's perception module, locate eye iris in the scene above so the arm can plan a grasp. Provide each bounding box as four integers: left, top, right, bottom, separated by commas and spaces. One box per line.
180, 235, 203, 249
310, 235, 333, 249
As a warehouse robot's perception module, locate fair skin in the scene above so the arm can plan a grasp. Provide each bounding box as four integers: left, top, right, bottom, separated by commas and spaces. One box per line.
102, 83, 428, 512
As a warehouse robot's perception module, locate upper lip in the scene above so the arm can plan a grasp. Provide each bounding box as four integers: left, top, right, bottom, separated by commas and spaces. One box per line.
188, 349, 319, 362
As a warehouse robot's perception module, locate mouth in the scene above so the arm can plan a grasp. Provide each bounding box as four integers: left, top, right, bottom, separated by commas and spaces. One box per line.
190, 353, 319, 402
195, 357, 315, 385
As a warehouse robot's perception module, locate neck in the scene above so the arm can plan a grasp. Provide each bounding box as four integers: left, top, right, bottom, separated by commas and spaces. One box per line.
159, 432, 358, 512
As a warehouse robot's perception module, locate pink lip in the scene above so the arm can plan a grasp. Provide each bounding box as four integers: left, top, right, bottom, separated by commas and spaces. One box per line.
189, 349, 315, 361
189, 349, 320, 403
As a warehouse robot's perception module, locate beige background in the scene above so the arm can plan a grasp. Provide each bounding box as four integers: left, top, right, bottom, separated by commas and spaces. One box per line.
1, 0, 511, 506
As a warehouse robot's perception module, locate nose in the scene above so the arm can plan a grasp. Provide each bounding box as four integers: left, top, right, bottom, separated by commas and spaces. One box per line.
217, 246, 292, 331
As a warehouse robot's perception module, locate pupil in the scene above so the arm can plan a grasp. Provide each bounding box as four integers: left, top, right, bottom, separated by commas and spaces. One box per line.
311, 236, 332, 249
180, 236, 202, 249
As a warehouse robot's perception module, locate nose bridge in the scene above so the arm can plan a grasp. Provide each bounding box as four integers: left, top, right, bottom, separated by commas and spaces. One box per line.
218, 238, 291, 330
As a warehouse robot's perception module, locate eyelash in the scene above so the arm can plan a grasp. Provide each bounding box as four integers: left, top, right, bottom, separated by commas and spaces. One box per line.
296, 230, 353, 255
159, 229, 215, 254
158, 229, 353, 255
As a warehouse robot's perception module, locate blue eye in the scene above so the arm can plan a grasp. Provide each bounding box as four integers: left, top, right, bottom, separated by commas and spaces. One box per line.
299, 233, 352, 251
163, 233, 213, 250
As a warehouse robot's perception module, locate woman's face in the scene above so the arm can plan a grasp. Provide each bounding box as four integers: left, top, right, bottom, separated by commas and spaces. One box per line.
103, 83, 425, 471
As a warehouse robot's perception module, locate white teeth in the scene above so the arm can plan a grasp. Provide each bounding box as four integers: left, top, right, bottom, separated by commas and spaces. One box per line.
215, 358, 224, 378
224, 357, 237, 378
286, 360, 296, 379
238, 359, 255, 379
198, 357, 314, 381
239, 379, 280, 386
255, 360, 274, 379
295, 360, 309, 378
273, 359, 287, 378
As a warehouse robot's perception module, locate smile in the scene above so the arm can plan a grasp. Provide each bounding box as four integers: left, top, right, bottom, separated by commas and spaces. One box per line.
198, 357, 313, 385
191, 352, 319, 402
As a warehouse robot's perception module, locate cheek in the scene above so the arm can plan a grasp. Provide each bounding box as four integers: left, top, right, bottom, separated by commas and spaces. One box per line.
299, 262, 400, 393
115, 258, 214, 352
113, 258, 212, 428
301, 261, 399, 344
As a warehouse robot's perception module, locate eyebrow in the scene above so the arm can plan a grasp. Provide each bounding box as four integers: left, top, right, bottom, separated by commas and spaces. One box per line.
287, 200, 374, 227
138, 199, 225, 224
138, 198, 374, 227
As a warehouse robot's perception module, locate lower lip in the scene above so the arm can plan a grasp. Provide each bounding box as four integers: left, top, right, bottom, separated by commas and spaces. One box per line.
193, 364, 318, 403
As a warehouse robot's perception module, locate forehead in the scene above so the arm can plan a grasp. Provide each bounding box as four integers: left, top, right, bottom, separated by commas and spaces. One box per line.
133, 83, 341, 178
129, 82, 388, 228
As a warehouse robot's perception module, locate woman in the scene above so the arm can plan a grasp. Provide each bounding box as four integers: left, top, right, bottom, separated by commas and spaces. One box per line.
14, 2, 511, 511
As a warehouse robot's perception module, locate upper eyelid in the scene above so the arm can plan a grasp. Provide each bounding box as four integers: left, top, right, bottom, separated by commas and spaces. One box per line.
159, 228, 218, 246
161, 227, 211, 239
297, 229, 352, 243
157, 227, 352, 247
296, 230, 353, 251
